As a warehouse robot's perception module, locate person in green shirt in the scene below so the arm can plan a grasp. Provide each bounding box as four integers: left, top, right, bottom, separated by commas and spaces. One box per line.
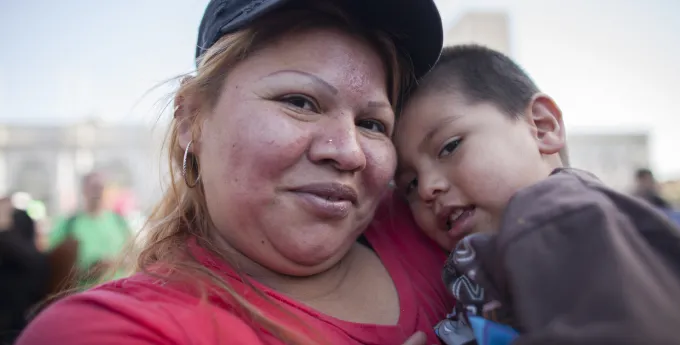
48, 171, 131, 286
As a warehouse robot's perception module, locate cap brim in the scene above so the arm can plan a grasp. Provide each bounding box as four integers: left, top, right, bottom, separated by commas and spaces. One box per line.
197, 0, 443, 79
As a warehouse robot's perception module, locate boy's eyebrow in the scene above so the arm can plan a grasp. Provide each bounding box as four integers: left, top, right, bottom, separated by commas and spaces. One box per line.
422, 115, 462, 146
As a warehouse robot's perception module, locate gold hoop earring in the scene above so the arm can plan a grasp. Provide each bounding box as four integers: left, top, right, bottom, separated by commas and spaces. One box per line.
182, 140, 201, 188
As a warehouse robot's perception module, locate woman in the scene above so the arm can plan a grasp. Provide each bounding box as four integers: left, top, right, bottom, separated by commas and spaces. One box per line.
17, 0, 452, 344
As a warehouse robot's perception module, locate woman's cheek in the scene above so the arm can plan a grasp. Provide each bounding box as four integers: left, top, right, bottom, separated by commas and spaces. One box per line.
231, 110, 310, 176
363, 139, 396, 191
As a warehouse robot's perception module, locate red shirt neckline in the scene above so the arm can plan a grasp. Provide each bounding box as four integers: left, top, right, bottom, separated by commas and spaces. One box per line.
187, 230, 419, 340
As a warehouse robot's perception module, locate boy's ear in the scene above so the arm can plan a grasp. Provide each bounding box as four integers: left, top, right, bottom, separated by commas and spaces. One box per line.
174, 77, 202, 154
526, 93, 565, 156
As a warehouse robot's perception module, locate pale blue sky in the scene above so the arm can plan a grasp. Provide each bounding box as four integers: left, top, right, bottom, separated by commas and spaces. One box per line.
1, 0, 679, 177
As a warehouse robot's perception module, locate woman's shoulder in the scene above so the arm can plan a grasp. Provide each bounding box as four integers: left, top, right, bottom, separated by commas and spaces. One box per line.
16, 274, 264, 345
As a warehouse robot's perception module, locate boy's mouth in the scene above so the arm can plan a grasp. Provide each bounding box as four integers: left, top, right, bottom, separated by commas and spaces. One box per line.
441, 206, 476, 240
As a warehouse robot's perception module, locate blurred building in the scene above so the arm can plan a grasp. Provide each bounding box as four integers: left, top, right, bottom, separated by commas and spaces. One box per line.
567, 132, 650, 191
444, 11, 511, 56
0, 120, 164, 216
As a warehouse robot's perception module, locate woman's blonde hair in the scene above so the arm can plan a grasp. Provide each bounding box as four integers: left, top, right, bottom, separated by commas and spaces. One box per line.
137, 1, 414, 343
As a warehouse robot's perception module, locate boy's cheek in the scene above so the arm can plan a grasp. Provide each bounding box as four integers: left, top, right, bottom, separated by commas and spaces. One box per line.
412, 207, 462, 251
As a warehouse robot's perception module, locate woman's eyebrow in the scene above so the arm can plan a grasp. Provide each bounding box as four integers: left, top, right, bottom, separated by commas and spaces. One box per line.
262, 69, 338, 95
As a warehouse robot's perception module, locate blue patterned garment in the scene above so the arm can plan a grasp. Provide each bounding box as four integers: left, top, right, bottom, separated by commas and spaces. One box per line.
434, 311, 520, 345
436, 234, 521, 345
468, 316, 519, 345
434, 317, 476, 345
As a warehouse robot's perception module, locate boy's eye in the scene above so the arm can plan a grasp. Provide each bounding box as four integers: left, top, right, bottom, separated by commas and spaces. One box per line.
405, 178, 418, 195
280, 94, 319, 112
438, 138, 462, 158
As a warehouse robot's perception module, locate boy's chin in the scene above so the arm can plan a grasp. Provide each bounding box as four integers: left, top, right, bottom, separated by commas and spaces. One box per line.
430, 233, 461, 252
435, 227, 500, 252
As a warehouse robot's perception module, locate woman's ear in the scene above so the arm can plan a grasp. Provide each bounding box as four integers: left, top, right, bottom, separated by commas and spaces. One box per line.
174, 77, 201, 154
526, 93, 565, 156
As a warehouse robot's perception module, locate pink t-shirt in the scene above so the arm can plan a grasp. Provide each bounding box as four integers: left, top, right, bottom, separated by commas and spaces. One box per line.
17, 195, 453, 345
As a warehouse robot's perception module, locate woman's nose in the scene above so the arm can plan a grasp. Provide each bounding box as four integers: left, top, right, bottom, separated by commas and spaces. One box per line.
308, 118, 367, 173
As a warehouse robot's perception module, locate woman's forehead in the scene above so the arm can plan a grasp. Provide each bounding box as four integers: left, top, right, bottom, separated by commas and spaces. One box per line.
234, 28, 389, 93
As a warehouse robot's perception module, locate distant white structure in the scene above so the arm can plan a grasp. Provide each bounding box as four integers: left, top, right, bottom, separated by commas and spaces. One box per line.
567, 132, 650, 191
444, 11, 512, 56
0, 120, 165, 215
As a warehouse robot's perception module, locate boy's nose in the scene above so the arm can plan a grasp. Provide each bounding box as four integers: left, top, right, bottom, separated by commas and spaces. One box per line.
419, 172, 450, 204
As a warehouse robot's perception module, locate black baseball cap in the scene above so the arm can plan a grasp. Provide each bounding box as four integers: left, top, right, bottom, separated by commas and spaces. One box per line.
195, 0, 443, 79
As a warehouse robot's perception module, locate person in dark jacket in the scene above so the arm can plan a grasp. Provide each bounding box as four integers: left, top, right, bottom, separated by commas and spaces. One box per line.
0, 196, 48, 344
394, 45, 680, 344
633, 168, 680, 225
634, 168, 671, 208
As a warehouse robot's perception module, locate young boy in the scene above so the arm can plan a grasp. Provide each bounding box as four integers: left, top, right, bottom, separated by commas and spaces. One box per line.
394, 45, 680, 344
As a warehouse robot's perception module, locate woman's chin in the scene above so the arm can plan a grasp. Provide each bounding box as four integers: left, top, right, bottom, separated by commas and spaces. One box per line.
268, 236, 353, 275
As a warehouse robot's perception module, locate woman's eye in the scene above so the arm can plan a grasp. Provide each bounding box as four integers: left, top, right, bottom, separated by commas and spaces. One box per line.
438, 138, 462, 158
357, 119, 387, 134
280, 95, 318, 112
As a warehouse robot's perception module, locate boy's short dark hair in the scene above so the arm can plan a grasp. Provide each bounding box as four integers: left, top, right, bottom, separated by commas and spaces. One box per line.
417, 44, 539, 117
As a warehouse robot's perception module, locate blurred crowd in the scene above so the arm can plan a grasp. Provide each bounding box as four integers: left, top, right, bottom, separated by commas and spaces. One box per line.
0, 171, 135, 344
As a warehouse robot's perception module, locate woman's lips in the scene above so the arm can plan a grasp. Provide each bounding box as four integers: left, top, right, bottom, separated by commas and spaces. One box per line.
289, 182, 358, 219
292, 191, 353, 219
